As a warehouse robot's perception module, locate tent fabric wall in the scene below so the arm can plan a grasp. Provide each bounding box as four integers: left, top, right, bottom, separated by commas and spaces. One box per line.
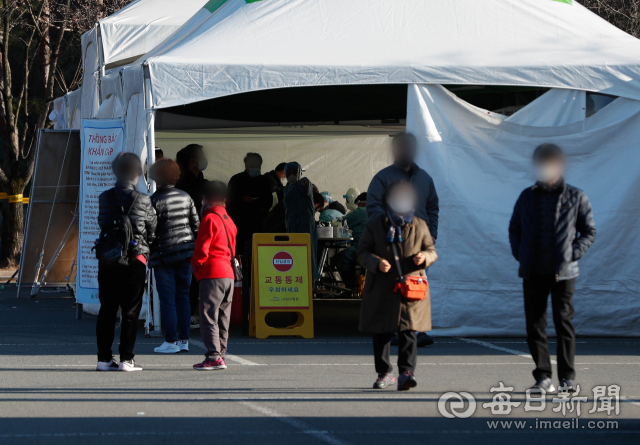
81, 30, 100, 119
145, 0, 640, 109
95, 70, 125, 119
155, 133, 393, 202
406, 84, 640, 337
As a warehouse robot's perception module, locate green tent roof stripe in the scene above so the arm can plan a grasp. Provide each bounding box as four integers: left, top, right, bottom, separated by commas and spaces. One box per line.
204, 0, 229, 13
552, 0, 572, 4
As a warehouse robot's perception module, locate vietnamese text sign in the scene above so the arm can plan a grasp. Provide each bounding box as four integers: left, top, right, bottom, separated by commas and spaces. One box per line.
257, 244, 310, 309
76, 119, 125, 304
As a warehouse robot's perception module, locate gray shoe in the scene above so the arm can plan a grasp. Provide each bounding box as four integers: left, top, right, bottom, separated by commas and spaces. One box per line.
373, 373, 396, 389
558, 379, 577, 393
528, 377, 556, 394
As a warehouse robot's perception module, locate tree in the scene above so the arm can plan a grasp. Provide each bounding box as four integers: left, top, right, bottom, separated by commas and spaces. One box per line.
0, 0, 130, 267
582, 1, 640, 38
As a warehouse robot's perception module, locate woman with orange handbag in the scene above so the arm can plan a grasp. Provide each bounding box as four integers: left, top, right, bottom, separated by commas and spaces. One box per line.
357, 180, 438, 391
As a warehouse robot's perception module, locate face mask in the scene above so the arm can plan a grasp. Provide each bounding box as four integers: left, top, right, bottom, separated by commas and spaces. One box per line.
388, 198, 414, 216
287, 175, 298, 185
535, 165, 558, 183
280, 178, 288, 187
198, 158, 208, 172
248, 168, 261, 178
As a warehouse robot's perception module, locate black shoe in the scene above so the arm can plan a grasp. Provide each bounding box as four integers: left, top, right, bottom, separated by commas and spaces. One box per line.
558, 379, 577, 393
390, 333, 399, 346
397, 371, 418, 391
373, 373, 396, 389
528, 378, 556, 394
417, 332, 434, 347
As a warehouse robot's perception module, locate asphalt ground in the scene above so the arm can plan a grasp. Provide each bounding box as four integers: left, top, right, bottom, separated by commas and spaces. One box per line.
1, 288, 639, 445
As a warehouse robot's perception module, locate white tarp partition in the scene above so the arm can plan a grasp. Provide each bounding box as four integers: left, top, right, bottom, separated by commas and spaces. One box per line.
66, 89, 83, 130
406, 84, 640, 336
50, 96, 66, 129
145, 0, 640, 109
95, 70, 125, 119
505, 89, 587, 127
156, 132, 393, 201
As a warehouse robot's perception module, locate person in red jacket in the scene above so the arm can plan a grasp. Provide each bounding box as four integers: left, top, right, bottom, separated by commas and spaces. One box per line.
191, 180, 238, 371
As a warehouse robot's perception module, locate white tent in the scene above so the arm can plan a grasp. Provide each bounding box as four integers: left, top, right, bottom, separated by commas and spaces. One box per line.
80, 0, 208, 119
143, 0, 640, 109
100, 0, 640, 336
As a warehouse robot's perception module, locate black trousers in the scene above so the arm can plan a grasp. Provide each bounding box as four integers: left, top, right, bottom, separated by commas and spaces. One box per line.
96, 261, 147, 362
241, 240, 253, 336
373, 330, 418, 374
523, 275, 576, 380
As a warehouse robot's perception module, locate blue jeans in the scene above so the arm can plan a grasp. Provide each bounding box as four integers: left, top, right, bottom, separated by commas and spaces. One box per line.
154, 260, 193, 342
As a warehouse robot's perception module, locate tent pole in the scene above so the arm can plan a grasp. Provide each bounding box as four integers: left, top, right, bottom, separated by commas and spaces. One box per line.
144, 70, 162, 338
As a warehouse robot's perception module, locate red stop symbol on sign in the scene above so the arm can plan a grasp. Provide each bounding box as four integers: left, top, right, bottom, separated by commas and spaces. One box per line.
273, 251, 294, 272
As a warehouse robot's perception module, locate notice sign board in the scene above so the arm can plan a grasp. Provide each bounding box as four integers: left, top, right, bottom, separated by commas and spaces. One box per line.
257, 245, 311, 309
76, 119, 125, 304
251, 233, 314, 339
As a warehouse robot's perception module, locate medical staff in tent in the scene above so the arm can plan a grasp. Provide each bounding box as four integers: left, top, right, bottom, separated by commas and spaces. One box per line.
283, 162, 318, 279
344, 187, 361, 212
335, 193, 368, 291
319, 191, 345, 223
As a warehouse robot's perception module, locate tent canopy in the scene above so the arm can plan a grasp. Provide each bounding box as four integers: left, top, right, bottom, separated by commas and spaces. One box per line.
89, 0, 207, 67
145, 0, 640, 110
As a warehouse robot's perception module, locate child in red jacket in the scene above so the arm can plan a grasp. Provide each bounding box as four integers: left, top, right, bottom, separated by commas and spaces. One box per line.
191, 181, 237, 370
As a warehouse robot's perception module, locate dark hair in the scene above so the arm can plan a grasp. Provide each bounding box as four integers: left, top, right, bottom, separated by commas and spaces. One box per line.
203, 180, 227, 202
176, 144, 203, 170
313, 192, 325, 209
355, 192, 367, 204
112, 152, 143, 181
244, 152, 263, 166
275, 162, 287, 172
149, 158, 180, 186
533, 143, 564, 163
392, 132, 417, 147
381, 180, 416, 209
155, 148, 164, 158
327, 201, 346, 215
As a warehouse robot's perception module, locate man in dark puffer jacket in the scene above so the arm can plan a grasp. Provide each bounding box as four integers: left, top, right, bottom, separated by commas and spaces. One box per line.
96, 153, 157, 372
509, 143, 596, 395
149, 159, 200, 354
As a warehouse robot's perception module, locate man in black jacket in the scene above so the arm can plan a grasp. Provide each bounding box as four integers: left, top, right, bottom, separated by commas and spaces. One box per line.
96, 153, 157, 372
175, 143, 208, 326
509, 143, 596, 394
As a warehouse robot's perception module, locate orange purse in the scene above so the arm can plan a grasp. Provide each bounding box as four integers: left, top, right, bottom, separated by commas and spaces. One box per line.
391, 243, 428, 301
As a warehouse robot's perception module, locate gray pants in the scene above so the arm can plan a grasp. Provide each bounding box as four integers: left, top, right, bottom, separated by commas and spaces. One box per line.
199, 278, 234, 358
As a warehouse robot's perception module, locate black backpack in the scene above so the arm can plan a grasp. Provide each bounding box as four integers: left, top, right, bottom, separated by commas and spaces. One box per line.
94, 189, 139, 267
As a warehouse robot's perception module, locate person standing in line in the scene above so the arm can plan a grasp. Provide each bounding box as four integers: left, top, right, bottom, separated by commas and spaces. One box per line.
175, 143, 209, 329
192, 181, 238, 371
149, 159, 200, 354
509, 143, 596, 393
283, 162, 318, 279
95, 153, 156, 372
265, 162, 288, 204
367, 132, 439, 347
227, 152, 274, 251
357, 181, 437, 391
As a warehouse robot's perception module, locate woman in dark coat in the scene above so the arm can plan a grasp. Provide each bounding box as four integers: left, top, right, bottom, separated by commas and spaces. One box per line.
149, 159, 200, 354
357, 181, 438, 391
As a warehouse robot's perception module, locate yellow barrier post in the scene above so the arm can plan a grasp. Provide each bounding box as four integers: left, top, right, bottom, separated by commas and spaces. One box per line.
250, 233, 314, 339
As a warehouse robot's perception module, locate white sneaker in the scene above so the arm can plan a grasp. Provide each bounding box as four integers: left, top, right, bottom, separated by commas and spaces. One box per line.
178, 340, 189, 352
119, 359, 143, 372
190, 315, 200, 329
96, 357, 119, 371
154, 341, 180, 354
